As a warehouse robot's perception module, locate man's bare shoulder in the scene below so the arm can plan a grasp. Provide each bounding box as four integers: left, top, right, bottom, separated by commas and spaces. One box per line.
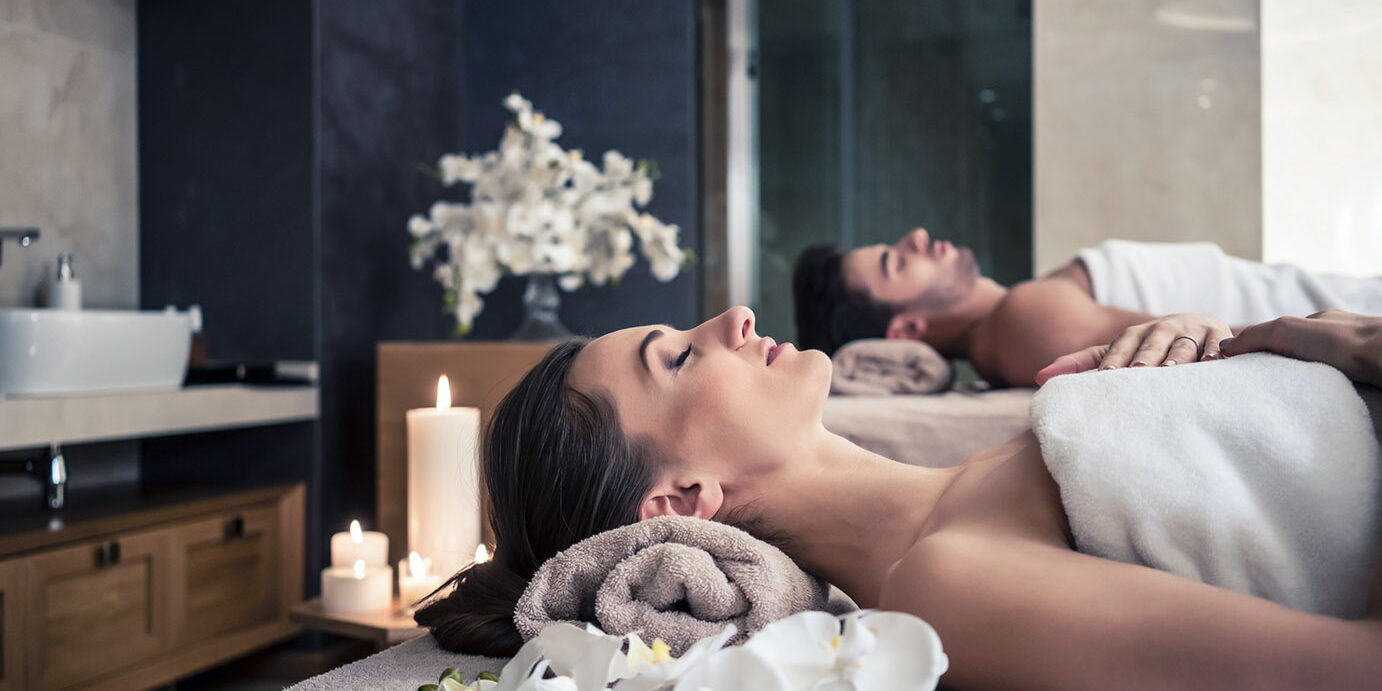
984, 278, 1096, 345
1039, 258, 1093, 295
973, 278, 1125, 387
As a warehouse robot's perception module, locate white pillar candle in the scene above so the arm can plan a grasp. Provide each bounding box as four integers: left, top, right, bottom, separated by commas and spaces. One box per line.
321, 559, 392, 614
330, 519, 389, 568
406, 375, 482, 581
398, 551, 446, 610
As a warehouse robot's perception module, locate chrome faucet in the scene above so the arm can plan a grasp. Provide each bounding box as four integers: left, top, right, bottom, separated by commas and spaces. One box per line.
0, 227, 40, 268
0, 443, 67, 510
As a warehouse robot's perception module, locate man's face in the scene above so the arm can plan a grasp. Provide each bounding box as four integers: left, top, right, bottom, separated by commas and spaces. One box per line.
840, 228, 982, 311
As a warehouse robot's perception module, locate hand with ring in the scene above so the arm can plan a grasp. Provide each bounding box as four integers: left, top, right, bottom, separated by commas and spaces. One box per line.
1221, 309, 1382, 388
1036, 313, 1233, 386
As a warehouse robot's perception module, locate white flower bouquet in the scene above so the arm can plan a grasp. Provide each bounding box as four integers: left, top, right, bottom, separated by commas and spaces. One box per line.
420, 610, 949, 691
407, 93, 690, 336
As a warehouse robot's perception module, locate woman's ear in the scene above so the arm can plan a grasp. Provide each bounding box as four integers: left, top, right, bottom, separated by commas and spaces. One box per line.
886, 311, 929, 341
638, 476, 724, 521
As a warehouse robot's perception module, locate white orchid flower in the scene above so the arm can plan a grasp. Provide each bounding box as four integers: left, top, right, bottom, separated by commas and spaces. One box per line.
603, 150, 634, 177
408, 214, 433, 238
670, 646, 793, 691
531, 622, 632, 691
504, 92, 533, 115
439, 153, 483, 185
631, 175, 653, 206
557, 273, 584, 291
454, 290, 483, 330
737, 610, 948, 691
611, 625, 737, 691
409, 92, 687, 332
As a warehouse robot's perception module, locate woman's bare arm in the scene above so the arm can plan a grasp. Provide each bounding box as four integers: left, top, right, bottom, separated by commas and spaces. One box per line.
1222, 309, 1382, 388
880, 533, 1382, 691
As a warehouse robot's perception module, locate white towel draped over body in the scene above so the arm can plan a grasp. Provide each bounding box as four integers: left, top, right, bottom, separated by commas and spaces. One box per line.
1077, 240, 1382, 325
1031, 353, 1382, 617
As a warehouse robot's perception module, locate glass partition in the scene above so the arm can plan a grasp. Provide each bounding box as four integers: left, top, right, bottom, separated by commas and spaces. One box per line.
748, 0, 1033, 340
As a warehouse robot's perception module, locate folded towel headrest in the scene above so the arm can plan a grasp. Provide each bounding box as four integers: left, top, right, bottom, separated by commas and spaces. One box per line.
830, 338, 954, 395
513, 515, 845, 656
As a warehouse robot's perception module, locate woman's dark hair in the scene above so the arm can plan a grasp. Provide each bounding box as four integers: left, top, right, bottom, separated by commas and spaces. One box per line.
792, 244, 894, 356
414, 339, 659, 657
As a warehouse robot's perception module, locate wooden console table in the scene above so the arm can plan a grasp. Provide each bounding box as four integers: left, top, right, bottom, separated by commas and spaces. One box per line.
289, 597, 426, 649
375, 342, 552, 567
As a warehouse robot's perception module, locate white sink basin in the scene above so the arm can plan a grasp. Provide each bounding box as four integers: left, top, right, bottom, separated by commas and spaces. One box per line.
0, 308, 193, 397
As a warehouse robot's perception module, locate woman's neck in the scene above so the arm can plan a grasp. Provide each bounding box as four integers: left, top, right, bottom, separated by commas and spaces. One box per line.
747, 431, 961, 607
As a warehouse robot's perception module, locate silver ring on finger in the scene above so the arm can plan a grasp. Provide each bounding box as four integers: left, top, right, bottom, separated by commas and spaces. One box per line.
1171, 334, 1202, 355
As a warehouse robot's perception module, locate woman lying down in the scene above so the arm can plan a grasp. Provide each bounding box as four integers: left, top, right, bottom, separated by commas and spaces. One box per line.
418, 306, 1382, 689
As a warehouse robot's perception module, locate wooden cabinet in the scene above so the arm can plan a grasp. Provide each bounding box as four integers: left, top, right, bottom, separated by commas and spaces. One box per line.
0, 559, 24, 691
172, 506, 280, 646
0, 483, 303, 691
24, 530, 172, 690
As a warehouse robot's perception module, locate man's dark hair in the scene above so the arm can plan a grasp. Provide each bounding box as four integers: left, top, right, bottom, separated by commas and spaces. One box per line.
792, 244, 894, 356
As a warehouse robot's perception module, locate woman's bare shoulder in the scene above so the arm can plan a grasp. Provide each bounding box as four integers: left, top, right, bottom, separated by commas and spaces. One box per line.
878, 530, 1030, 614
877, 527, 1382, 690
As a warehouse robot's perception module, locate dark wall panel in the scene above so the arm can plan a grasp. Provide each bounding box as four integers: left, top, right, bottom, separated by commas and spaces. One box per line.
138, 0, 703, 589
316, 0, 465, 545
460, 0, 702, 337
138, 1, 317, 361
137, 0, 324, 591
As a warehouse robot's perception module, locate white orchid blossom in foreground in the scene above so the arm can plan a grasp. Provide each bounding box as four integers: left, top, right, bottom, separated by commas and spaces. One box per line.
407, 93, 689, 335
440, 610, 946, 691
736, 610, 948, 690
612, 626, 738, 691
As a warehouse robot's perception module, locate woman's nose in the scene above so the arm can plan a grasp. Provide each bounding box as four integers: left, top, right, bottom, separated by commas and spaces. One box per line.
705, 306, 754, 349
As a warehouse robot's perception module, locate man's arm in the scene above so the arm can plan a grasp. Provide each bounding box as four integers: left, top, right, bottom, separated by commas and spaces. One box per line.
973, 279, 1153, 387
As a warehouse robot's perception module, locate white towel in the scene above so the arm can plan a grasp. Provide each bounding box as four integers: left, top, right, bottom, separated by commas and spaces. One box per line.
1077, 239, 1382, 325
1031, 353, 1382, 617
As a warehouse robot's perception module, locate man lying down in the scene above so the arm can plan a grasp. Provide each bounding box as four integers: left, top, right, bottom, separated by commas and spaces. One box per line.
793, 230, 1382, 387
416, 305, 1382, 690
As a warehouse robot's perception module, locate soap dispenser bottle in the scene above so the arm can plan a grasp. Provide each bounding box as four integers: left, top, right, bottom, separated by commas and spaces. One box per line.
48, 253, 82, 310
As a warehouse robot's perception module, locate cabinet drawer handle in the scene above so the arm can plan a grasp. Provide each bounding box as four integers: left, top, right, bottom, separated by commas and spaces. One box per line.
225, 516, 246, 539
95, 541, 122, 567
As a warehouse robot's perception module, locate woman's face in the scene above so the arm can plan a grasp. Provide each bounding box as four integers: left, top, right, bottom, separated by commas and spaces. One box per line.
568, 306, 833, 478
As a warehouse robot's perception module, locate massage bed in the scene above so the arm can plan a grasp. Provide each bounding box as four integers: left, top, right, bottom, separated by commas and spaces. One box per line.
823, 389, 1034, 468
292, 388, 1030, 688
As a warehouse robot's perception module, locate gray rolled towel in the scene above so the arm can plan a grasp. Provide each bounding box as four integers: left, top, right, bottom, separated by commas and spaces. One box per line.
514, 516, 834, 656
830, 338, 954, 395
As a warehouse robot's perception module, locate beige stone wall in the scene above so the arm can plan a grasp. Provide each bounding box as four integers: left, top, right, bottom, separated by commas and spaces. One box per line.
1262, 0, 1382, 277
0, 0, 137, 308
1033, 0, 1262, 275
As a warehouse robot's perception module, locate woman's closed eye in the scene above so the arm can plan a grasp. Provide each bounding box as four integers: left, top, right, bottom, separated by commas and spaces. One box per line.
669, 345, 692, 370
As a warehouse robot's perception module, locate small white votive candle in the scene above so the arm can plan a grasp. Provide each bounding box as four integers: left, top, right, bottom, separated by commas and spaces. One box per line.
398, 551, 445, 610
331, 519, 388, 568
322, 559, 392, 614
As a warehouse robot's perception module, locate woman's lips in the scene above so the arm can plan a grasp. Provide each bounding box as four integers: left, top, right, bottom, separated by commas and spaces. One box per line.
760, 337, 776, 365
766, 340, 793, 366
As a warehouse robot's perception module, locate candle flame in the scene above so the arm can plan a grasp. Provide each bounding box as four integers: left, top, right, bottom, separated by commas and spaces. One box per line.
475, 544, 490, 564
349, 520, 363, 543
436, 375, 452, 409
409, 551, 428, 579
353, 559, 366, 578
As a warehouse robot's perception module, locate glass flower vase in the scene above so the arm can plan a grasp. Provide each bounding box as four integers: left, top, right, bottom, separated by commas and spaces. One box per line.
510, 273, 573, 341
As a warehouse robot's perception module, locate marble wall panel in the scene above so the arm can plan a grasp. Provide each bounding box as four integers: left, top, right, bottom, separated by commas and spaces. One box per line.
1262, 0, 1382, 277
1033, 0, 1261, 274
0, 0, 137, 308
